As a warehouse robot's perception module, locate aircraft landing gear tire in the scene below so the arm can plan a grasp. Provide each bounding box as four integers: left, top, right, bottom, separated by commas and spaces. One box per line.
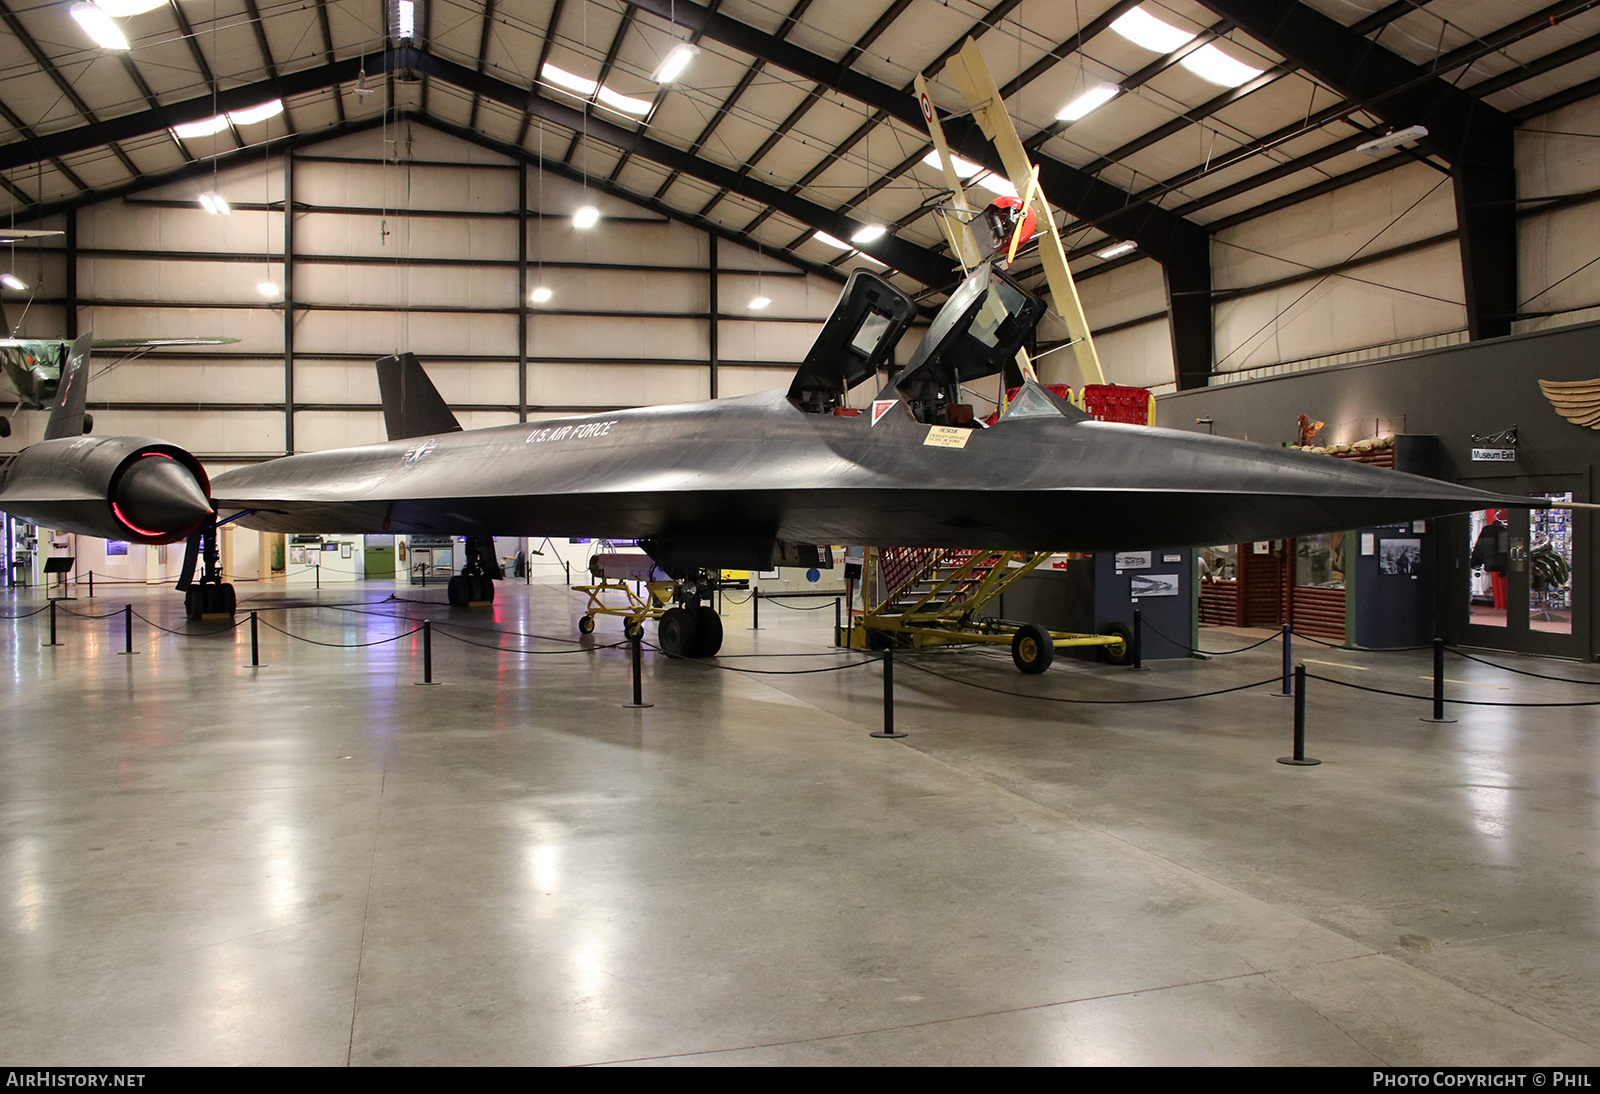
578, 614, 595, 635
1098, 621, 1135, 666
184, 583, 236, 619
447, 576, 467, 607
1011, 623, 1054, 674
693, 606, 723, 657
658, 606, 698, 657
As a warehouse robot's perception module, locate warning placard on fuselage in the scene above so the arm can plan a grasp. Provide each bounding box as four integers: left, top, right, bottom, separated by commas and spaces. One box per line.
923, 425, 972, 449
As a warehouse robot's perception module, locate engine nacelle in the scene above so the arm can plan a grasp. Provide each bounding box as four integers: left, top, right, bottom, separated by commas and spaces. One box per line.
0, 436, 212, 544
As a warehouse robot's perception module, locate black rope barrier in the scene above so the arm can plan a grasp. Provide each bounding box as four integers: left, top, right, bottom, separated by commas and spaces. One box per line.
1138, 617, 1282, 656
431, 625, 628, 655
765, 598, 835, 611
0, 604, 53, 619
1294, 630, 1432, 652
1447, 647, 1600, 686
256, 618, 423, 648
1304, 672, 1600, 708
60, 605, 127, 619
130, 609, 246, 637
646, 642, 882, 674
901, 659, 1284, 704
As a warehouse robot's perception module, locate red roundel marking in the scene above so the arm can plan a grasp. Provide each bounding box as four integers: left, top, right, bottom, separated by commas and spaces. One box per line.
919, 92, 933, 122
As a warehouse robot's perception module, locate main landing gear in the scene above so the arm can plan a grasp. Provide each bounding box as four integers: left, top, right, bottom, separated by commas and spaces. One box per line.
447, 536, 503, 607
656, 569, 723, 658
177, 523, 235, 619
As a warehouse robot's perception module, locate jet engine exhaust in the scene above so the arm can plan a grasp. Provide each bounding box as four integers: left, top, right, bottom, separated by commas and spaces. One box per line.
112, 453, 214, 540
0, 437, 212, 544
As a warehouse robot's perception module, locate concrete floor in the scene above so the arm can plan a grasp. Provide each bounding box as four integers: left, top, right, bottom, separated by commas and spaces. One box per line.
1, 576, 1598, 1066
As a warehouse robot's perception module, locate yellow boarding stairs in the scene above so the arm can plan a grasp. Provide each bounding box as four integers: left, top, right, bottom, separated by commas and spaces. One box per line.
852, 547, 1128, 673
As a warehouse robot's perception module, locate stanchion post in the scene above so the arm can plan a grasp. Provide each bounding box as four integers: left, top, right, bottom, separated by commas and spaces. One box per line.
88, 570, 93, 598
1280, 623, 1293, 696
43, 599, 61, 647
564, 560, 570, 587
1421, 637, 1457, 723
414, 620, 439, 686
834, 598, 841, 646
119, 603, 136, 656
250, 611, 260, 668
1278, 663, 1320, 766
1132, 609, 1145, 671
753, 588, 760, 629
871, 648, 906, 739
622, 627, 652, 708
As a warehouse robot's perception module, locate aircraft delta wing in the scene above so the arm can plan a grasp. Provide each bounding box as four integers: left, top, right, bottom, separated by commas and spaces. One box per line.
0, 263, 1550, 619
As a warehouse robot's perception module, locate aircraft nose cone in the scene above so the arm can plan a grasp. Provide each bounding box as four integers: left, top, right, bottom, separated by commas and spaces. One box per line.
115, 455, 213, 537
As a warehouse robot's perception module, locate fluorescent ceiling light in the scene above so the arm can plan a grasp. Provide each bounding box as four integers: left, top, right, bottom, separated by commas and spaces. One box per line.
573, 205, 599, 229
1357, 125, 1429, 155
1095, 241, 1137, 260
70, 3, 129, 51
1111, 8, 1195, 54
95, 0, 168, 14
595, 86, 652, 116
227, 99, 284, 126
198, 191, 230, 215
654, 43, 699, 84
173, 99, 284, 141
256, 281, 280, 297
543, 64, 650, 116
850, 224, 886, 244
543, 64, 598, 97
1057, 83, 1119, 122
918, 149, 1017, 196
396, 0, 415, 39
530, 286, 553, 303
813, 231, 851, 250
174, 115, 230, 140
749, 296, 771, 310
1, 274, 27, 291
1180, 44, 1263, 88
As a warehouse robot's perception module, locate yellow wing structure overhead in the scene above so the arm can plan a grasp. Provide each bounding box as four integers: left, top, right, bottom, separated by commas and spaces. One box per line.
1539, 378, 1600, 428
945, 37, 1105, 388
913, 73, 983, 272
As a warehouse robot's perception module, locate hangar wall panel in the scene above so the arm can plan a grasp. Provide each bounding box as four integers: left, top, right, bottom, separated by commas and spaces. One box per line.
1209, 162, 1466, 376
10, 122, 855, 464
1518, 95, 1600, 328
714, 365, 793, 400
527, 362, 709, 406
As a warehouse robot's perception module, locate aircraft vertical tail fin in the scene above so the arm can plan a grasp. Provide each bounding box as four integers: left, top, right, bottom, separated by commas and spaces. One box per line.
43, 333, 91, 440
375, 352, 463, 441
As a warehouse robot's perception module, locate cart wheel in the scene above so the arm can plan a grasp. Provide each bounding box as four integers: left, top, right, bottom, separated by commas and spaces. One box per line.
1098, 621, 1134, 665
865, 628, 893, 651
578, 615, 595, 635
1011, 624, 1054, 674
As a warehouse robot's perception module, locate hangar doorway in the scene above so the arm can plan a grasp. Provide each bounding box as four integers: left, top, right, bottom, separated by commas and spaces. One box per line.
1448, 473, 1587, 660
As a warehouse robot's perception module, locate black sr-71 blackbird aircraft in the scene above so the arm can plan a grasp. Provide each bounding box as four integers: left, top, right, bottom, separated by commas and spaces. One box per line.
0, 262, 1547, 657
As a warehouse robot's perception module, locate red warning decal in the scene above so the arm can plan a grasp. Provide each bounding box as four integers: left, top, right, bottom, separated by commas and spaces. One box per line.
871, 399, 898, 426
